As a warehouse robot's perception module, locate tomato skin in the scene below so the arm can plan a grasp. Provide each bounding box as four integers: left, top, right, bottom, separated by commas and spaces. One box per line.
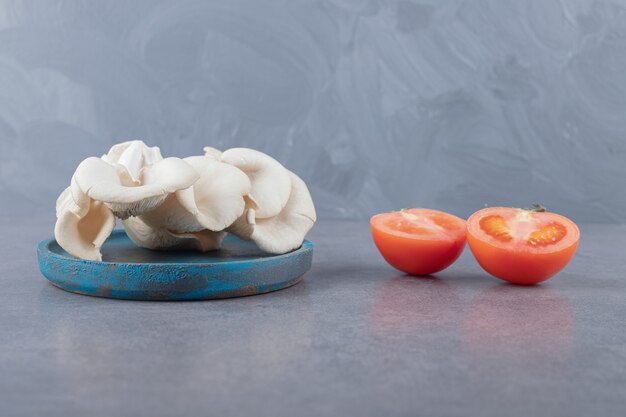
466, 208, 579, 285
372, 231, 466, 275
370, 209, 466, 276
467, 233, 578, 285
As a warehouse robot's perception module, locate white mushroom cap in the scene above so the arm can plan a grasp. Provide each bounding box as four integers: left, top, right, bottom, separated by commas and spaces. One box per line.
54, 186, 116, 261
220, 148, 292, 219
122, 216, 225, 252
177, 156, 251, 231
67, 176, 90, 218
202, 146, 223, 160
137, 193, 204, 234
73, 156, 199, 219
102, 140, 163, 183
228, 171, 316, 254
138, 155, 251, 233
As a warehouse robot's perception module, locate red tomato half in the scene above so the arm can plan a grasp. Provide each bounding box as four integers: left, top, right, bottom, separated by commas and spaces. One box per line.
370, 208, 467, 276
467, 207, 579, 285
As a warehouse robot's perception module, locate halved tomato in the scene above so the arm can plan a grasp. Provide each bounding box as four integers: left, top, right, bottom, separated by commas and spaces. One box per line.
370, 208, 467, 276
467, 207, 579, 285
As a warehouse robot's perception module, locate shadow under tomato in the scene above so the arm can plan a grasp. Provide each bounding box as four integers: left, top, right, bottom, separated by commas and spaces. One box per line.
463, 283, 573, 359
369, 274, 462, 336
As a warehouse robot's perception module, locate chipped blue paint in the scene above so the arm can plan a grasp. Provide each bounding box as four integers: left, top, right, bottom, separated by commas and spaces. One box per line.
37, 230, 313, 300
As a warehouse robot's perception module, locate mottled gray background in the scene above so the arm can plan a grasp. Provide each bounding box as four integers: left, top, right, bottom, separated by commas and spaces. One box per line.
0, 0, 624, 222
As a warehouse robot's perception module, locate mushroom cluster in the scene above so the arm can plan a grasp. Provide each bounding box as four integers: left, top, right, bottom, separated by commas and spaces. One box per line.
55, 141, 316, 261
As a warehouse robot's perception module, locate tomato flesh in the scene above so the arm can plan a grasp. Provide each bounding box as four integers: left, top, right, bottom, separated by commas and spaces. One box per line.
467, 207, 579, 285
370, 208, 467, 276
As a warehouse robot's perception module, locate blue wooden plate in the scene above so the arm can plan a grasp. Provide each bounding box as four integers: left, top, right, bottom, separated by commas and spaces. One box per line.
37, 230, 313, 300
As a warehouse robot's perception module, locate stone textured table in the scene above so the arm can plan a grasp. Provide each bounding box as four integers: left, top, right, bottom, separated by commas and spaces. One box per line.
1, 215, 625, 417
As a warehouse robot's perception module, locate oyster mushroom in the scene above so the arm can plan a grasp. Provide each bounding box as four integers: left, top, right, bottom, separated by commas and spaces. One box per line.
72, 156, 199, 219
53, 141, 317, 259
54, 183, 116, 261
228, 171, 316, 254
220, 148, 292, 219
137, 155, 251, 234
122, 216, 225, 252
102, 140, 163, 183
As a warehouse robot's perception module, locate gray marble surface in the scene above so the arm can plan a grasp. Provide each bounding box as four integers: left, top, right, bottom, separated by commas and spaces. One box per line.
1, 215, 625, 417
